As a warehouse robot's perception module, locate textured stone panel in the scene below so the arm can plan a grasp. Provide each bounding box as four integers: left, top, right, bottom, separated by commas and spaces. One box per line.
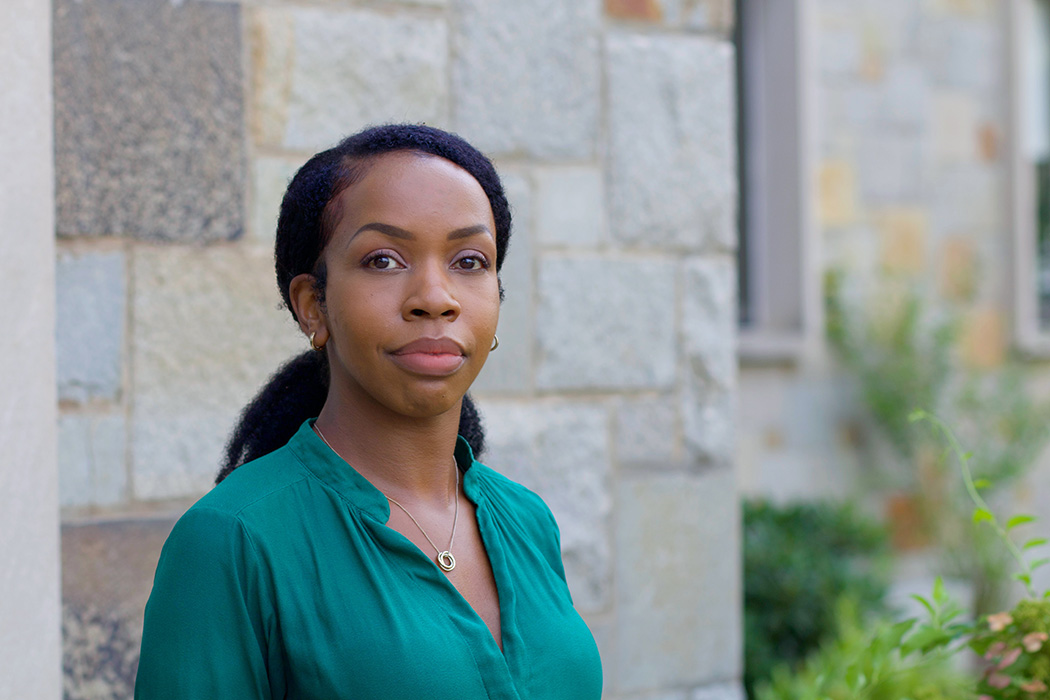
682, 257, 736, 392
264, 8, 449, 150
535, 166, 605, 248
472, 171, 534, 394
452, 0, 601, 159
615, 395, 679, 465
606, 33, 735, 250
53, 0, 245, 241
58, 414, 126, 508
614, 470, 741, 692
251, 155, 309, 243
56, 249, 125, 402
682, 380, 734, 468
131, 245, 304, 499
536, 257, 677, 390
62, 517, 177, 697
477, 400, 612, 613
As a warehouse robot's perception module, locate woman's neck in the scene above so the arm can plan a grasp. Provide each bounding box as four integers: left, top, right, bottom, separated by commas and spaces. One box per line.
313, 393, 463, 507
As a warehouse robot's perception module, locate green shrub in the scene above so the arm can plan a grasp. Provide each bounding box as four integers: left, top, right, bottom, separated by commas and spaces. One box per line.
743, 500, 891, 697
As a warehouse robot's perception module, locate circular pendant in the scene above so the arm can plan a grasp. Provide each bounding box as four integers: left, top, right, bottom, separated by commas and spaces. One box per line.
437, 551, 456, 572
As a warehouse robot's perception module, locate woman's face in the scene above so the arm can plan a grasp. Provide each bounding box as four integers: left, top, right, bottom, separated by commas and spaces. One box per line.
315, 151, 500, 420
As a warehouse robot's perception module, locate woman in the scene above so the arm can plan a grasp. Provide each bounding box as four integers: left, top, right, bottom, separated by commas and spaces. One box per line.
134, 124, 603, 699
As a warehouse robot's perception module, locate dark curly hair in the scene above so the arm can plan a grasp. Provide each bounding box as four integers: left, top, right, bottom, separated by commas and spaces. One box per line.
217, 124, 510, 483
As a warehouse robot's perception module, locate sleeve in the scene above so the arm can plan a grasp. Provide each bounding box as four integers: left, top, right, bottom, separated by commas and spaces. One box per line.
135, 507, 273, 700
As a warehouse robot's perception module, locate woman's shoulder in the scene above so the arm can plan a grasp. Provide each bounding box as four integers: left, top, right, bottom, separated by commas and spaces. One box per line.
189, 441, 311, 522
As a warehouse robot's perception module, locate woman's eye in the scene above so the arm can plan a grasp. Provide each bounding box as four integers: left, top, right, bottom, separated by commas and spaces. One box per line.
365, 254, 403, 270
455, 255, 488, 271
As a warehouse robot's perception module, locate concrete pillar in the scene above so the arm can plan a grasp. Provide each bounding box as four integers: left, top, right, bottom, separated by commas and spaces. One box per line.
0, 0, 62, 697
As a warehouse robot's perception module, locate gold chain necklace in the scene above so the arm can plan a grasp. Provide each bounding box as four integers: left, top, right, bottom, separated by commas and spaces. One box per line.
312, 423, 460, 572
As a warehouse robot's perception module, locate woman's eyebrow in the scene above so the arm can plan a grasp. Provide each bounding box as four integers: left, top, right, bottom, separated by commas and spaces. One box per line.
350, 222, 492, 242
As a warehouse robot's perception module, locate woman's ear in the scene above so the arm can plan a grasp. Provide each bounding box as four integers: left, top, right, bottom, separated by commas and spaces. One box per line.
289, 273, 328, 347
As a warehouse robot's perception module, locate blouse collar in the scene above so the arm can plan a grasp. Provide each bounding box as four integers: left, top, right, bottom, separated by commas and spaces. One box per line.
288, 419, 483, 522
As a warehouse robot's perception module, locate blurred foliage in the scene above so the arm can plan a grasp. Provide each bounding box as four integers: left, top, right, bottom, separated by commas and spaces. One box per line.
824, 269, 1050, 613
755, 597, 972, 700
754, 415, 1050, 700
743, 499, 891, 698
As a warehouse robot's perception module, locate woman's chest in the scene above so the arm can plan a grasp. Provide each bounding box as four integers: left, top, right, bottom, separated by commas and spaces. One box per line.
252, 501, 602, 700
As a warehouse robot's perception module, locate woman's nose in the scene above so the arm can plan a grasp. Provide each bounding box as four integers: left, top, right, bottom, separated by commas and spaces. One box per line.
402, 263, 461, 320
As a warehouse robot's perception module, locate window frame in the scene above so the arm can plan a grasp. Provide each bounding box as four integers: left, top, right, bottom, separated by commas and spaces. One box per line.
1009, 0, 1050, 355
735, 0, 818, 363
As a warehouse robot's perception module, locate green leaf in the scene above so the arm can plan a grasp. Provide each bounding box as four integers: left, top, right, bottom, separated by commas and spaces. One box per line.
1014, 572, 1033, 586
932, 576, 947, 604
908, 409, 927, 423
974, 478, 992, 490
973, 508, 995, 525
961, 451, 974, 461
886, 618, 917, 648
910, 594, 936, 618
902, 626, 952, 654
1024, 537, 1048, 551
1007, 514, 1037, 531
1031, 557, 1050, 572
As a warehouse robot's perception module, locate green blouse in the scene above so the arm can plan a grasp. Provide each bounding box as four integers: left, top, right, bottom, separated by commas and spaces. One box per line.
135, 420, 602, 699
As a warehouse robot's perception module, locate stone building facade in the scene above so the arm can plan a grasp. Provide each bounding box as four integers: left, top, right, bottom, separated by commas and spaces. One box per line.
46, 0, 742, 698
737, 0, 1050, 557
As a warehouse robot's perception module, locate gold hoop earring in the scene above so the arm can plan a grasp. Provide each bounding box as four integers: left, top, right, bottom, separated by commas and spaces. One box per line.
490, 335, 499, 352
310, 331, 325, 352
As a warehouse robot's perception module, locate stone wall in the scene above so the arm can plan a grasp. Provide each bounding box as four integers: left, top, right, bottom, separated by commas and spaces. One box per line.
738, 0, 1019, 506
53, 0, 742, 697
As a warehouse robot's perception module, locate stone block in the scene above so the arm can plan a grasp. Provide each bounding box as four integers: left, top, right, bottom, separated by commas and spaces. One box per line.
880, 62, 929, 128
818, 160, 857, 227
615, 395, 680, 465
877, 208, 928, 274
62, 516, 177, 697
131, 244, 304, 500
53, 0, 245, 241
929, 163, 1001, 235
472, 171, 534, 394
961, 306, 1005, 369
682, 0, 734, 32
920, 16, 999, 90
251, 155, 309, 244
58, 414, 127, 508
536, 257, 677, 390
613, 470, 741, 692
857, 134, 923, 204
476, 400, 612, 612
56, 249, 125, 402
606, 33, 735, 250
535, 166, 605, 248
932, 91, 979, 163
605, 0, 664, 22
252, 7, 450, 151
682, 381, 735, 468
249, 8, 294, 148
939, 236, 977, 301
452, 0, 601, 159
682, 257, 737, 391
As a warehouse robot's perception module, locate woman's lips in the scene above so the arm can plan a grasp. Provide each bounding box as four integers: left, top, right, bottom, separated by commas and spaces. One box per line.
389, 338, 466, 376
